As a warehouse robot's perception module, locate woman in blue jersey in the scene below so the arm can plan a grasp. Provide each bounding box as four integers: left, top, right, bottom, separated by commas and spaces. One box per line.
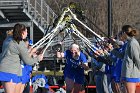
57, 43, 89, 93
108, 31, 126, 93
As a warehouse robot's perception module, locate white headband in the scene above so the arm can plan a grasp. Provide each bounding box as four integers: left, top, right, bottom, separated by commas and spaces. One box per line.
70, 44, 79, 50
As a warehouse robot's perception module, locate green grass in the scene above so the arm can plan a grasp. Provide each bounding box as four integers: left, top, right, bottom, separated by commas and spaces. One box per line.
32, 71, 63, 76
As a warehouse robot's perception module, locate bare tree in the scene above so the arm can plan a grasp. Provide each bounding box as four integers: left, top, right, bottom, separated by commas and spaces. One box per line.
45, 0, 140, 41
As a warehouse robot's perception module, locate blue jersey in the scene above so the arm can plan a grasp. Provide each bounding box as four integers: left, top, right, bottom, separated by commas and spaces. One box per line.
63, 50, 87, 84
20, 64, 32, 84
112, 42, 127, 82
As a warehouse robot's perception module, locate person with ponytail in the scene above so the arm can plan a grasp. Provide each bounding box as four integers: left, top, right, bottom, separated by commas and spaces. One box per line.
0, 23, 43, 93
121, 25, 140, 93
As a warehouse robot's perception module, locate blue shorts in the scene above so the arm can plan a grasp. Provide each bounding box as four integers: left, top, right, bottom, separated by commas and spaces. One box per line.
20, 75, 30, 84
20, 71, 30, 84
20, 65, 32, 84
0, 71, 21, 83
122, 77, 140, 83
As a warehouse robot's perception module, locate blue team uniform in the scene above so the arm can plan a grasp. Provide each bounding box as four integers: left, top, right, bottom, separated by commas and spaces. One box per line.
112, 42, 127, 82
20, 64, 32, 84
64, 50, 87, 84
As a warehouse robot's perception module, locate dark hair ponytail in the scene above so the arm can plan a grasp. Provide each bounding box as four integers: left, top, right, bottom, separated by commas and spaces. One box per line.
122, 25, 138, 37
128, 29, 138, 36
13, 23, 26, 43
